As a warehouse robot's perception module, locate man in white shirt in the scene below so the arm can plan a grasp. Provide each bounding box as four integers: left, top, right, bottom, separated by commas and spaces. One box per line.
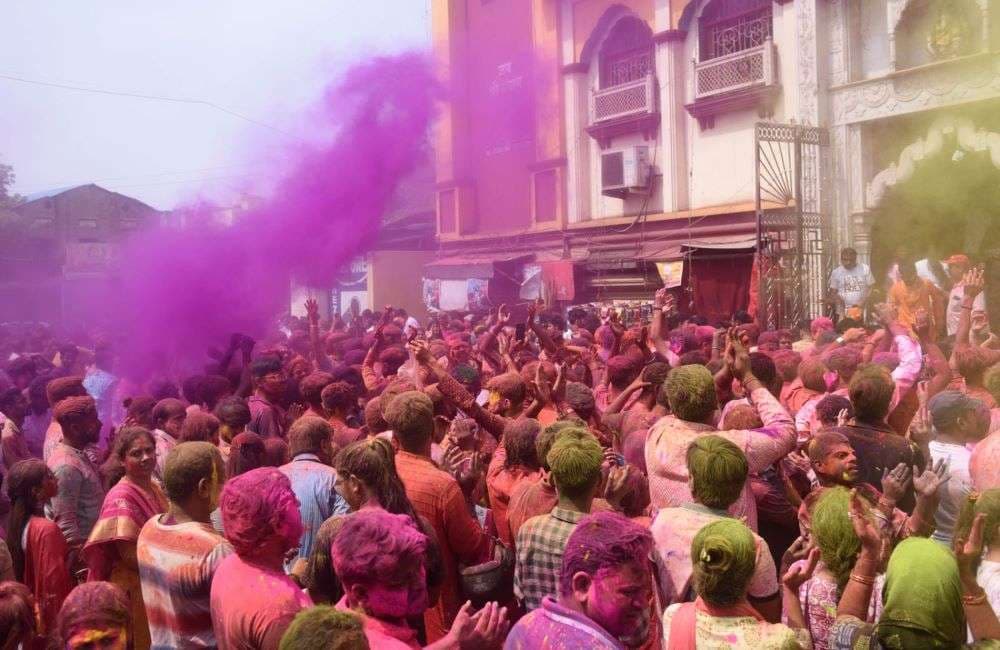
945, 254, 987, 337
927, 390, 991, 546
827, 248, 874, 318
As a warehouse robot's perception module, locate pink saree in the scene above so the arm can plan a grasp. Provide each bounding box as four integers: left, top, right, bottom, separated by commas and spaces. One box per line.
83, 478, 167, 580
82, 478, 166, 650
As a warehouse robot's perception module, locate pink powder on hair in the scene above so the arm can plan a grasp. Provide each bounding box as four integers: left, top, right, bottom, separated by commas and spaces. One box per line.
332, 509, 429, 619
559, 511, 652, 597
219, 467, 303, 560
811, 317, 835, 338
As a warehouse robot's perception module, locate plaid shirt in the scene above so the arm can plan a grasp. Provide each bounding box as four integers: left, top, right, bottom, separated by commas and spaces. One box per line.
514, 506, 585, 611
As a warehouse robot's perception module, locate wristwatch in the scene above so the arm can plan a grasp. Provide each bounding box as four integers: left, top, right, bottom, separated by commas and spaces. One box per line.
836, 336, 845, 345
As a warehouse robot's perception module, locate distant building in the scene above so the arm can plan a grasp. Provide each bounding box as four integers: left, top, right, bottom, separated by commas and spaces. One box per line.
3, 184, 162, 324
429, 0, 1000, 327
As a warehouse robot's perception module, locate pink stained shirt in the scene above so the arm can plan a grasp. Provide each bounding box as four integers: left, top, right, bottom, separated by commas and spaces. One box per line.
651, 504, 778, 605
334, 597, 419, 650
644, 386, 796, 531
209, 553, 313, 650
971, 424, 1000, 491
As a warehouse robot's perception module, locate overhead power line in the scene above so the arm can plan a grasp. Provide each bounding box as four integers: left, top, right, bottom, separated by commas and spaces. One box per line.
0, 72, 294, 137
19, 163, 269, 194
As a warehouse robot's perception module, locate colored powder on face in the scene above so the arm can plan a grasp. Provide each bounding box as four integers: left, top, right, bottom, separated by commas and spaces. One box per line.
67, 627, 127, 650
587, 562, 651, 639
76, 53, 439, 380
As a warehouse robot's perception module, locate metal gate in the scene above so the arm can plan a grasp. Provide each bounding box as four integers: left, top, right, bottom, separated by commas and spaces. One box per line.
754, 123, 831, 331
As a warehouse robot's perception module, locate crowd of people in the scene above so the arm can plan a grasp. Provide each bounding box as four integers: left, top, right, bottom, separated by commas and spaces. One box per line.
0, 248, 998, 649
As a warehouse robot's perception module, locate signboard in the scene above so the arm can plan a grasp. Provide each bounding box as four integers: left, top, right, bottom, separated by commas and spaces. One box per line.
655, 260, 685, 288
63, 243, 120, 276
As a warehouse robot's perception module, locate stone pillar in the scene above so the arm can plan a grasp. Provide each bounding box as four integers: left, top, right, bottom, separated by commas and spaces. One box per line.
794, 0, 825, 127
653, 30, 689, 211
562, 67, 591, 224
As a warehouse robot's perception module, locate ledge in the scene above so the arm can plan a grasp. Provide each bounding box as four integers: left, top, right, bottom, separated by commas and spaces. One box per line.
586, 112, 660, 148
685, 84, 780, 130
653, 29, 686, 44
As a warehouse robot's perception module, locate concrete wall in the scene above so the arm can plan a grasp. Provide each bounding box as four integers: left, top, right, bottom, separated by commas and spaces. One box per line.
368, 250, 436, 323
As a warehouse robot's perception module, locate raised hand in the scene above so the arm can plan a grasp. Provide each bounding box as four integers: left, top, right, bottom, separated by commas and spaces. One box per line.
964, 267, 986, 299
407, 339, 433, 365
526, 303, 537, 325
496, 304, 511, 327
724, 328, 753, 381
625, 375, 652, 395
497, 332, 511, 358
780, 535, 812, 574
842, 327, 867, 343
449, 601, 510, 650
663, 292, 676, 315
848, 488, 882, 555
552, 362, 567, 402
785, 450, 812, 475
955, 510, 987, 587
603, 464, 632, 510
880, 463, 912, 505
304, 297, 320, 324
287, 402, 305, 423
906, 416, 933, 450
913, 458, 951, 498
836, 408, 852, 428
782, 546, 820, 592
533, 364, 553, 405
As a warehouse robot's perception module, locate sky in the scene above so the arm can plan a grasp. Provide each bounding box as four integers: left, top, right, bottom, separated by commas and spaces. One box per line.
0, 1, 430, 210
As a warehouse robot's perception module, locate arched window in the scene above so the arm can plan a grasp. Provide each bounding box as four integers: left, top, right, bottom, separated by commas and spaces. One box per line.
598, 17, 654, 89
699, 0, 773, 61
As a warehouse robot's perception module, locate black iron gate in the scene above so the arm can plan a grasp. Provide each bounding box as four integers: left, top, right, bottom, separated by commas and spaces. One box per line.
754, 123, 831, 331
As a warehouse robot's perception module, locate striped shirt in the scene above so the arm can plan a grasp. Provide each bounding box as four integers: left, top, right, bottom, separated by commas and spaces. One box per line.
137, 515, 233, 649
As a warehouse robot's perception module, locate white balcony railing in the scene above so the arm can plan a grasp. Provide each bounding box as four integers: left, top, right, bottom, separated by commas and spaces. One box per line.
590, 74, 657, 125
694, 41, 776, 101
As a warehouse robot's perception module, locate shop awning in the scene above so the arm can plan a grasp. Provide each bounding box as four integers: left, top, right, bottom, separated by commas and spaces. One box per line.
680, 234, 757, 251
635, 232, 758, 261
423, 253, 531, 280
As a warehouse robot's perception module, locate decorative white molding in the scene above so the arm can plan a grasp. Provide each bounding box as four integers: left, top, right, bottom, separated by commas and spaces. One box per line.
828, 0, 849, 87
866, 115, 1000, 207
830, 52, 1000, 125
796, 0, 820, 125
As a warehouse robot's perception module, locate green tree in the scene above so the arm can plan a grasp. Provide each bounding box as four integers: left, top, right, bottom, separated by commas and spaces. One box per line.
0, 158, 25, 209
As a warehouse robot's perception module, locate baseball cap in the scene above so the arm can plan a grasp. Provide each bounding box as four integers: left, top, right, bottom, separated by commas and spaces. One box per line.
928, 390, 984, 430
945, 254, 970, 267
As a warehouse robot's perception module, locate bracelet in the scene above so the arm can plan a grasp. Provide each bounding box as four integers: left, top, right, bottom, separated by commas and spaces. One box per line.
962, 305, 973, 311
876, 498, 895, 511
963, 590, 988, 606
849, 573, 875, 586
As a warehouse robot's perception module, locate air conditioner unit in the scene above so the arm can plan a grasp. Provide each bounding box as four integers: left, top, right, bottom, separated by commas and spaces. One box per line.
601, 146, 650, 198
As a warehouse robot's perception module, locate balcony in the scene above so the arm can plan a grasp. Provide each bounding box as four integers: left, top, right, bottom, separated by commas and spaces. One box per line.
586, 74, 659, 149
686, 41, 779, 129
